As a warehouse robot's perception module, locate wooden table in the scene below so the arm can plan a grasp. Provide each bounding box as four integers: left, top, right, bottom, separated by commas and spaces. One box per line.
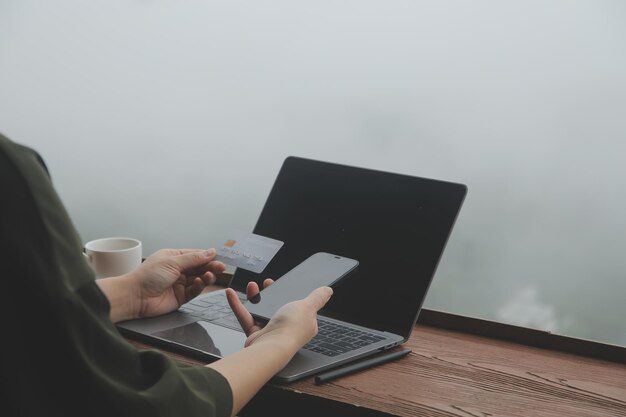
128, 307, 626, 417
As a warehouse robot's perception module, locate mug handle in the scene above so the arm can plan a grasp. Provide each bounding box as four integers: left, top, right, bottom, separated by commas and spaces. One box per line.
83, 250, 93, 265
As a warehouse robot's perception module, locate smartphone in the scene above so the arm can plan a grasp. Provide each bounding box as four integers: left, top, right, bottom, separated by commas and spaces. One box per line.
247, 252, 358, 322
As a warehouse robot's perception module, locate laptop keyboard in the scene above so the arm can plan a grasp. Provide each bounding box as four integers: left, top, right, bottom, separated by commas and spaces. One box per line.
303, 318, 386, 357
180, 293, 386, 356
179, 292, 244, 331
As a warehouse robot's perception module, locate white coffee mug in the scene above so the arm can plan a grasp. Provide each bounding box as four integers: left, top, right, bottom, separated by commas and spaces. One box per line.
84, 237, 142, 278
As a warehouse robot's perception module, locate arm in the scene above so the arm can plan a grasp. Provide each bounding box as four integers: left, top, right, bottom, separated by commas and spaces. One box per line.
207, 337, 296, 415
0, 137, 233, 416
212, 287, 332, 416
95, 274, 138, 322
97, 245, 331, 417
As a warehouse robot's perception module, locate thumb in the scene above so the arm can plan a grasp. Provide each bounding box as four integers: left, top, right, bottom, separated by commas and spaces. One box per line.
174, 249, 216, 270
303, 286, 333, 311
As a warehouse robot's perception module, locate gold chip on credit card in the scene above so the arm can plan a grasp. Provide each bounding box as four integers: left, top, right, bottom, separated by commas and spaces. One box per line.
215, 232, 284, 274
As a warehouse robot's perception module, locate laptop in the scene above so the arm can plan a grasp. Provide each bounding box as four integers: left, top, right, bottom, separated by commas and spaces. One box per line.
118, 156, 467, 382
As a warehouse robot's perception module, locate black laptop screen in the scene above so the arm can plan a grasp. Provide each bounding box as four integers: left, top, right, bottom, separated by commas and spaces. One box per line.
232, 157, 466, 339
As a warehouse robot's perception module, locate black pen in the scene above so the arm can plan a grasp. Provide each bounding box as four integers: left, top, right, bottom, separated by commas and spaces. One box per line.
314, 348, 412, 384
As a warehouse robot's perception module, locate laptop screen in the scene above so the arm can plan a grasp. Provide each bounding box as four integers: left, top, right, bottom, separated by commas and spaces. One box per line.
232, 157, 467, 339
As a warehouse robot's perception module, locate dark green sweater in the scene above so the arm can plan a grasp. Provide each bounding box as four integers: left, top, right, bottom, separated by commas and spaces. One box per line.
0, 134, 232, 417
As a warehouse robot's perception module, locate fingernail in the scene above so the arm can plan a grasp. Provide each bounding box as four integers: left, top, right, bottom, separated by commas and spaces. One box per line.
205, 249, 216, 257
250, 293, 261, 304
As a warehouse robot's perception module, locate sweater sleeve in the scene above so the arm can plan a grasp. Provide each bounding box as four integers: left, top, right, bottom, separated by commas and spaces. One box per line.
0, 134, 232, 417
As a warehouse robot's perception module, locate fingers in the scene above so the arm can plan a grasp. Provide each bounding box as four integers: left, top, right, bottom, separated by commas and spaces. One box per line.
172, 248, 213, 255
246, 281, 260, 300
226, 288, 257, 336
178, 259, 225, 302
201, 271, 217, 286
303, 287, 333, 311
155, 248, 212, 257
245, 279, 273, 301
173, 249, 217, 271
184, 277, 204, 301
199, 261, 225, 286
208, 260, 226, 273
185, 261, 225, 283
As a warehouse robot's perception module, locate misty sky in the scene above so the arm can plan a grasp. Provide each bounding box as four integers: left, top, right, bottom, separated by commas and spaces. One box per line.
1, 0, 625, 346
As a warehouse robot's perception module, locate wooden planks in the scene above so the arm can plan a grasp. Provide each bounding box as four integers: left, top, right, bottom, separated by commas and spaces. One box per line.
280, 325, 626, 416
127, 318, 626, 416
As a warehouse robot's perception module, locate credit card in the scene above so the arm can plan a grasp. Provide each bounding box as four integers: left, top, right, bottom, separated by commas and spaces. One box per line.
214, 232, 284, 274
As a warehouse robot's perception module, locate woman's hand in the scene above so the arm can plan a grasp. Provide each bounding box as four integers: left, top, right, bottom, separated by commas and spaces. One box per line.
223, 278, 274, 339
97, 248, 225, 322
211, 284, 332, 417
226, 284, 333, 351
131, 248, 226, 318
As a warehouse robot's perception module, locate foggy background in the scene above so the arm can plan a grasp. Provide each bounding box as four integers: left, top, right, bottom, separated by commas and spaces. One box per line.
1, 0, 624, 346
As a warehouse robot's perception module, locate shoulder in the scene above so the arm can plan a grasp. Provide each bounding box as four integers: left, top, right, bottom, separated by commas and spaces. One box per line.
0, 132, 92, 291
0, 132, 50, 178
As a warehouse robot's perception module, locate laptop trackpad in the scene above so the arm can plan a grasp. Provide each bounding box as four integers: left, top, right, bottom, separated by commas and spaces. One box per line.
152, 321, 246, 358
